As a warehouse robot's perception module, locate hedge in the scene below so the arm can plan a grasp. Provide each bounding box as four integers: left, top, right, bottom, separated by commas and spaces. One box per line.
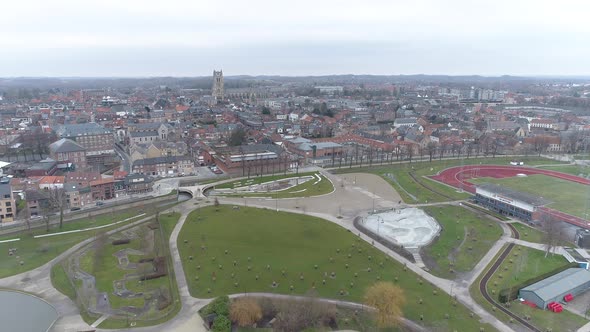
498, 262, 578, 303
112, 238, 131, 245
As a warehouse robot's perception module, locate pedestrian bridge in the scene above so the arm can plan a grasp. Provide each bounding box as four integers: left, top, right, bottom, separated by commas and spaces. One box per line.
178, 184, 215, 198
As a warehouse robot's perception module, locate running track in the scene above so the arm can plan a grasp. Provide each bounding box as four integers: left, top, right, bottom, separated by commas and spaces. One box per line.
431, 165, 590, 229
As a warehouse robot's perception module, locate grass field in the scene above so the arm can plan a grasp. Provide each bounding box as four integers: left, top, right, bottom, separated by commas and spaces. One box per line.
178, 205, 494, 331
0, 207, 154, 278
471, 174, 590, 219
470, 245, 586, 332
421, 205, 503, 279
333, 156, 564, 204
510, 222, 547, 244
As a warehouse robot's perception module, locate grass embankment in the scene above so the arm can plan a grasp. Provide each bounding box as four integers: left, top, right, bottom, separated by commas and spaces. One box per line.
215, 172, 319, 189
178, 205, 494, 331
215, 172, 334, 199
470, 245, 585, 332
51, 213, 182, 329
510, 222, 547, 244
0, 207, 154, 278
471, 174, 590, 219
538, 164, 590, 177
421, 205, 503, 279
333, 156, 564, 204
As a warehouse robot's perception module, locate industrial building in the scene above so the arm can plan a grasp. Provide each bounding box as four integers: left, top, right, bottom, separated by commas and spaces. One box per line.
474, 183, 550, 221
518, 268, 590, 309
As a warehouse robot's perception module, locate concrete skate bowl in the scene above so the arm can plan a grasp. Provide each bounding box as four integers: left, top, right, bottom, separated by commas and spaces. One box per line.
0, 290, 58, 332
361, 208, 441, 249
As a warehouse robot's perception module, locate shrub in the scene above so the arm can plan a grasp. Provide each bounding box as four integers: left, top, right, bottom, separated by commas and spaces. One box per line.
204, 295, 230, 317
112, 239, 130, 245
230, 297, 262, 327
212, 314, 231, 332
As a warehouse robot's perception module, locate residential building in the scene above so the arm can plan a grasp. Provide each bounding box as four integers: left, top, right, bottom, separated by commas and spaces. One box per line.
90, 178, 115, 201
64, 183, 93, 209
49, 138, 87, 168
132, 156, 194, 177
124, 174, 153, 194
55, 123, 116, 167
0, 181, 15, 222
24, 189, 50, 217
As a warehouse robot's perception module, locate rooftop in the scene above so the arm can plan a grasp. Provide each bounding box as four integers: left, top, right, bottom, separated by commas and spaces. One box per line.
49, 138, 86, 153
476, 183, 552, 206
521, 268, 590, 301
56, 123, 112, 137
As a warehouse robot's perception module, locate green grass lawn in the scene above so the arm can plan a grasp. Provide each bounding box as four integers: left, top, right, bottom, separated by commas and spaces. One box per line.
471, 174, 590, 219
0, 207, 153, 279
421, 205, 503, 279
51, 263, 77, 299
333, 156, 563, 204
470, 245, 586, 332
178, 205, 495, 331
487, 246, 569, 297
510, 222, 547, 244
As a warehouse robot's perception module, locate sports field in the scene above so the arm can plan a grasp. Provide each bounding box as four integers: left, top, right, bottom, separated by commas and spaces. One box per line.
471, 174, 590, 219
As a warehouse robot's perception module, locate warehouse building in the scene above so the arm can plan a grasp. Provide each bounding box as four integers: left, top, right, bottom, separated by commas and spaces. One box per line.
474, 183, 550, 221
519, 268, 590, 309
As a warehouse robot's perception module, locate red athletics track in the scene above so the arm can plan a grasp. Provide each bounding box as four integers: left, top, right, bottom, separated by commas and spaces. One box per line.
430, 165, 590, 194
431, 165, 590, 228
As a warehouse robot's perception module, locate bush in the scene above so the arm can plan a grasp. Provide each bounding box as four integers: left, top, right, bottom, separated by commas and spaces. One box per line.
112, 239, 131, 245
212, 314, 231, 332
203, 295, 230, 317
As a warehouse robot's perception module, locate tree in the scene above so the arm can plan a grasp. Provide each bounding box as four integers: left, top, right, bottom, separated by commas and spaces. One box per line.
261, 106, 271, 115
230, 297, 263, 327
214, 197, 220, 211
229, 127, 247, 146
541, 214, 565, 258
426, 142, 437, 162
47, 187, 67, 229
363, 281, 406, 328
273, 294, 336, 332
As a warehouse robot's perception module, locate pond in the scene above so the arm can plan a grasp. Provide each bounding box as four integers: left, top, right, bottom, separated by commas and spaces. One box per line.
0, 290, 58, 332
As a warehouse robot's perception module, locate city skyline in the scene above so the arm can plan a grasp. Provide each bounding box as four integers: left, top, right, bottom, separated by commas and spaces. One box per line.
1, 0, 589, 77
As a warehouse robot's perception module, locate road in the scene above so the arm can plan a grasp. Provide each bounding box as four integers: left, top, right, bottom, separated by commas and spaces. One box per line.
114, 144, 131, 173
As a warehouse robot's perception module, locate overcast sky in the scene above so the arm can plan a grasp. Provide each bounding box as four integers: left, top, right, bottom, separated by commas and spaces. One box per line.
1, 0, 589, 77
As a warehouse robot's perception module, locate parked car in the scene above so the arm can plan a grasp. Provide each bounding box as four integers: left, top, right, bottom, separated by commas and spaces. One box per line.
95, 201, 104, 206
70, 207, 81, 211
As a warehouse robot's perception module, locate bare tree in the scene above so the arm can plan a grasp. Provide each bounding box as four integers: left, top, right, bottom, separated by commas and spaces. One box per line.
273, 293, 336, 332
47, 187, 67, 229
426, 142, 437, 162
540, 213, 565, 257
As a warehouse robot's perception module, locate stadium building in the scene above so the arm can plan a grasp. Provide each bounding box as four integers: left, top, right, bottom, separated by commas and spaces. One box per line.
473, 183, 550, 221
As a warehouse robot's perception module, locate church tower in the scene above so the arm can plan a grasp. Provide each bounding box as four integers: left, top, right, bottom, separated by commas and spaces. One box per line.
212, 70, 224, 104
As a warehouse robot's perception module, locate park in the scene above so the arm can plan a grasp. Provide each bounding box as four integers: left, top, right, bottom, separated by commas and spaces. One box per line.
2, 155, 590, 332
